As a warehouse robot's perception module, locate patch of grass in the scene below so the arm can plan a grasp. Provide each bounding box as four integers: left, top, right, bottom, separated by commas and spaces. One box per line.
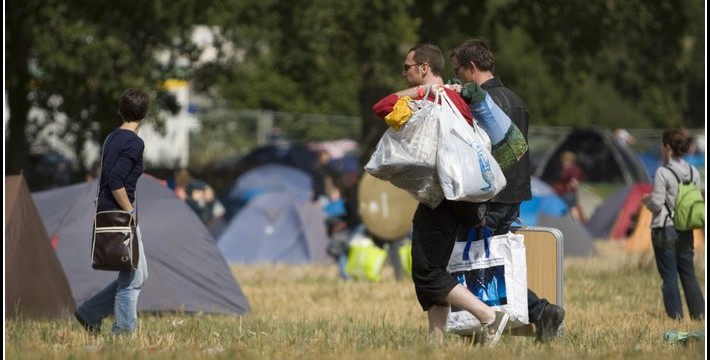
5, 241, 705, 359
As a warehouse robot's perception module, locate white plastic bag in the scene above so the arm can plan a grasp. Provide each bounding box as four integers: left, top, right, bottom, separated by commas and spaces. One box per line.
436, 90, 506, 202
365, 90, 445, 208
446, 227, 529, 334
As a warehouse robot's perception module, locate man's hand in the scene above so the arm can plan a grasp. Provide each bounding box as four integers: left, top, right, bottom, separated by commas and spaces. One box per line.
460, 82, 486, 104
444, 84, 462, 93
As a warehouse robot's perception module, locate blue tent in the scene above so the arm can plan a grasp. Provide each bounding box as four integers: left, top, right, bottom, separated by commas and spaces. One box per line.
217, 191, 330, 264
639, 149, 705, 183
519, 177, 568, 226
223, 164, 313, 221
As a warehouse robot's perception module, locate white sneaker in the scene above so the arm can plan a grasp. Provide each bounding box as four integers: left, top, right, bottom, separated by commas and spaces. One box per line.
478, 311, 509, 347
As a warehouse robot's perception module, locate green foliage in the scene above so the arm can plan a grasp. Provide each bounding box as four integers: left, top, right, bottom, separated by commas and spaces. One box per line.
212, 0, 417, 117
6, 0, 215, 174
5, 0, 705, 176
488, 26, 566, 126
410, 0, 486, 59
554, 77, 647, 128
494, 0, 702, 128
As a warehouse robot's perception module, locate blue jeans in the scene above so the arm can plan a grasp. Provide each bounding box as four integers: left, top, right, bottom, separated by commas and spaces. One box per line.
486, 202, 549, 323
338, 254, 350, 280
77, 225, 148, 333
651, 226, 704, 320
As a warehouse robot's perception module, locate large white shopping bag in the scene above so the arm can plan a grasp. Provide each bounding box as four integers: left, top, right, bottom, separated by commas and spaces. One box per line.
446, 227, 528, 334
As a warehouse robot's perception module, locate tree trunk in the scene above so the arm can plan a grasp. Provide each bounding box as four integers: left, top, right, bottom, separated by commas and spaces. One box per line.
5, 10, 32, 176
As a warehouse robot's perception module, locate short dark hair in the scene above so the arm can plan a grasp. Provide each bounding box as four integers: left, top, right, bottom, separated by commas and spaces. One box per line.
409, 43, 445, 76
452, 39, 495, 73
118, 88, 150, 121
662, 129, 690, 156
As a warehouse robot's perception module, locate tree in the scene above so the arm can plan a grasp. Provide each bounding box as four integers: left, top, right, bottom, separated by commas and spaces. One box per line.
5, 0, 214, 179
496, 0, 703, 128
208, 0, 418, 166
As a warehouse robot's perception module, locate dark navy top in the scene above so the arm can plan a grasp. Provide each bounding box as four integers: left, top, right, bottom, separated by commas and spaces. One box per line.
97, 128, 144, 211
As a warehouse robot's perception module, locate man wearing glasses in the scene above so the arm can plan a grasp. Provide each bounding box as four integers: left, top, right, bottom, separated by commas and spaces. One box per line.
451, 38, 566, 343
372, 43, 509, 346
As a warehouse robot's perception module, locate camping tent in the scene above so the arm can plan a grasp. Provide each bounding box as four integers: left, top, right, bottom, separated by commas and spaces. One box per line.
226, 164, 313, 215
218, 191, 330, 264
518, 177, 568, 225
535, 127, 650, 185
32, 175, 250, 315
6, 175, 76, 319
204, 141, 317, 203
518, 177, 596, 257
622, 204, 704, 252
586, 183, 652, 240
536, 213, 596, 257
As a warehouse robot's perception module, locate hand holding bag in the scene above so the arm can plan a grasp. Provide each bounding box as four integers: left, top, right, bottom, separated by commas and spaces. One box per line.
446, 227, 528, 334
90, 134, 140, 271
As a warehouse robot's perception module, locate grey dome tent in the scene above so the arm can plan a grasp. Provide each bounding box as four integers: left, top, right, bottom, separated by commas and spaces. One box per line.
536, 213, 596, 257
218, 191, 330, 264
6, 175, 76, 319
32, 175, 250, 315
518, 176, 597, 257
217, 164, 330, 264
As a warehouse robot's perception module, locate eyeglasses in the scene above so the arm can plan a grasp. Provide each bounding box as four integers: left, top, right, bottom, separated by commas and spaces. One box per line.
403, 63, 424, 72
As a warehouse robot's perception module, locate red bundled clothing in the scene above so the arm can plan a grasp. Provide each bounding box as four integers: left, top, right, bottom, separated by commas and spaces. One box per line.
372, 88, 474, 125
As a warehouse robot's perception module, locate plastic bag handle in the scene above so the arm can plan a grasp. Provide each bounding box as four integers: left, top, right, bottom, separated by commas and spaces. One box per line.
462, 226, 491, 260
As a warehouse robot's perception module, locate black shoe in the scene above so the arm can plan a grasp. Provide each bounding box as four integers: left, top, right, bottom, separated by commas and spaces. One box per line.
74, 311, 99, 333
536, 304, 565, 342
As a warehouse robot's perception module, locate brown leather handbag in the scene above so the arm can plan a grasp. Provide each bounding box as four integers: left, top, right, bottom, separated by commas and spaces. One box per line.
91, 210, 139, 271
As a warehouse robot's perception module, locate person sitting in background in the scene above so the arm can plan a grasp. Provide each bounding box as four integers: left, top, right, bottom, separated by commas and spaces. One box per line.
556, 151, 586, 223
174, 169, 224, 227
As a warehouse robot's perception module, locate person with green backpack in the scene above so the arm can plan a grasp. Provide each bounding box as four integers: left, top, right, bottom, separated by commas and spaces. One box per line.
643, 129, 705, 320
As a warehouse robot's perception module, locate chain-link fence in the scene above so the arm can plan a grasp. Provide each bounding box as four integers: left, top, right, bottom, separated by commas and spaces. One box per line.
191, 107, 703, 171
189, 109, 361, 169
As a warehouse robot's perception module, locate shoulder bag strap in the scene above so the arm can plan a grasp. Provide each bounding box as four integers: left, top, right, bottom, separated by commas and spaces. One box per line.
94, 132, 115, 213
663, 165, 682, 226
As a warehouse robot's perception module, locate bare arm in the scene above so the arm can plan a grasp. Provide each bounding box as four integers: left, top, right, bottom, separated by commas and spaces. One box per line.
393, 86, 422, 98
373, 86, 436, 119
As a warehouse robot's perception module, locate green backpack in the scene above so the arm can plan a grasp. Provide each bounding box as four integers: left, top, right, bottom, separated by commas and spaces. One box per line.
665, 165, 705, 231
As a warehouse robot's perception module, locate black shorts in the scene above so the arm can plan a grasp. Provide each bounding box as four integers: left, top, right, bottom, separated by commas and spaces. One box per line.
410, 200, 487, 311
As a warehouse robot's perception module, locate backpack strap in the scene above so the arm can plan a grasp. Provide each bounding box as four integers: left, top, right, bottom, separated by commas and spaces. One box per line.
688, 165, 694, 183
663, 166, 681, 227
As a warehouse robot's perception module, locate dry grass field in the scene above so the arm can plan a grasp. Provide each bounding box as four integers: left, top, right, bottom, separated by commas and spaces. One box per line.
5, 240, 706, 359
